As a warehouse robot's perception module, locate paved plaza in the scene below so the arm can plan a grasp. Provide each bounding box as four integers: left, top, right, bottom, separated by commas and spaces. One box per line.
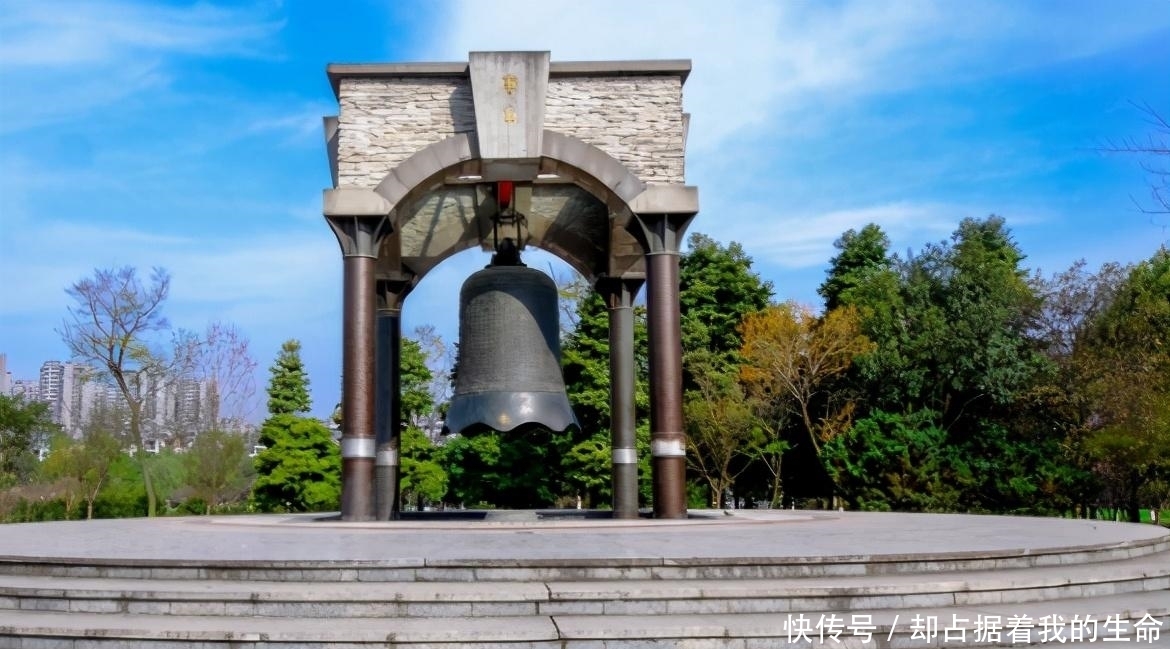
1, 510, 1165, 565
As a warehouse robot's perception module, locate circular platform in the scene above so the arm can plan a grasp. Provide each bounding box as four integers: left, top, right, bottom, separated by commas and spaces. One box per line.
1, 509, 1164, 564
1, 511, 1167, 647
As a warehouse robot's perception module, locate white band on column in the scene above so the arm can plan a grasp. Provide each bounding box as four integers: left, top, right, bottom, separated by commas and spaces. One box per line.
376, 449, 399, 467
651, 439, 686, 458
341, 437, 376, 459
612, 448, 637, 465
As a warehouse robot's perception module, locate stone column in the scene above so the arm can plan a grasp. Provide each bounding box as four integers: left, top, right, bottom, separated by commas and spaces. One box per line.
375, 278, 410, 520
632, 213, 692, 519
600, 276, 644, 520
327, 211, 392, 522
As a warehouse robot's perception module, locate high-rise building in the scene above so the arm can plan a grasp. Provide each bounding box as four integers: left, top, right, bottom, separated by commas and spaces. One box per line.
39, 361, 64, 407
0, 353, 11, 396
38, 361, 87, 436
11, 379, 39, 401
9, 358, 216, 444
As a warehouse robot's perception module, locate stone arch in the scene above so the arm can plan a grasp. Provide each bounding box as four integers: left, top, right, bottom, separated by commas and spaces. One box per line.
368, 130, 649, 283
326, 53, 698, 522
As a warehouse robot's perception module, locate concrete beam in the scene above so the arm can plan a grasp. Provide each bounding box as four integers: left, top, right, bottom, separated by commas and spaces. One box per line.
327, 58, 692, 99
628, 185, 699, 216
324, 188, 392, 217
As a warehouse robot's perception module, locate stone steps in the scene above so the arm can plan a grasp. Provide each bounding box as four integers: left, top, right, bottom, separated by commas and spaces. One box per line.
1, 512, 1166, 647
2, 535, 1167, 582
1, 549, 1168, 618
2, 591, 1167, 648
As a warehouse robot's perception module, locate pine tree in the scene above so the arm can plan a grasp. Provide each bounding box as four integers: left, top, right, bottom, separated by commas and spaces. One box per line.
266, 340, 311, 416
252, 340, 339, 512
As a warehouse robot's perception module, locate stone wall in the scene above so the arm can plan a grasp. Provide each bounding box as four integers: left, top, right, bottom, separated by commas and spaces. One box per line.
335, 74, 686, 188
544, 76, 685, 185
336, 77, 475, 189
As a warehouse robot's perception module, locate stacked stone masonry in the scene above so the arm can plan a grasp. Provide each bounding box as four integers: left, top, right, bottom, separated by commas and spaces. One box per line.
336, 75, 686, 188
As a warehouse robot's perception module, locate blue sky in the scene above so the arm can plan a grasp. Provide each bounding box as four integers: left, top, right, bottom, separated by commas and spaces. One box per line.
1, 1, 1168, 420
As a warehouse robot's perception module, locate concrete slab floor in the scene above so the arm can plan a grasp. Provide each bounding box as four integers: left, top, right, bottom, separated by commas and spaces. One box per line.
0, 511, 1164, 565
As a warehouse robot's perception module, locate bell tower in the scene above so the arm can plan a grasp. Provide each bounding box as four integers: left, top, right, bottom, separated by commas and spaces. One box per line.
324, 51, 698, 520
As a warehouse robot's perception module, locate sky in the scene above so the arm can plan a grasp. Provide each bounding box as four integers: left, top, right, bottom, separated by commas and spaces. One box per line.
1, 1, 1168, 421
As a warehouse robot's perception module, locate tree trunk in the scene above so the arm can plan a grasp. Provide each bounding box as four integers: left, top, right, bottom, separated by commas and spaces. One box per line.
86, 498, 94, 520
141, 457, 157, 517
128, 405, 158, 517
769, 459, 783, 509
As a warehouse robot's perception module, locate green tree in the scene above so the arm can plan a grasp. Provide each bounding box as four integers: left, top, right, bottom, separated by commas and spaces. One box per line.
679, 233, 773, 384
0, 394, 56, 487
183, 429, 251, 514
560, 288, 652, 507
819, 224, 894, 312
251, 341, 339, 512
251, 414, 340, 512
267, 340, 311, 415
41, 429, 122, 520
822, 410, 962, 512
561, 430, 613, 507
398, 425, 446, 509
684, 367, 760, 508
836, 216, 1067, 513
400, 338, 435, 426
1078, 248, 1170, 521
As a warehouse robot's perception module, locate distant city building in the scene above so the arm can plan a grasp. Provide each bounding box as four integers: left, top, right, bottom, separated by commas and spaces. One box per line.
0, 353, 11, 395
10, 379, 39, 401
2, 353, 224, 443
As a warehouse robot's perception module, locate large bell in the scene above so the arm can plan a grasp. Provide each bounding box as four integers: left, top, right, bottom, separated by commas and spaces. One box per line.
444, 256, 578, 437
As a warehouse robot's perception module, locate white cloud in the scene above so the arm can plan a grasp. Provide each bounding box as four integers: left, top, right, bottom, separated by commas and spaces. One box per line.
712, 201, 961, 269
430, 1, 1169, 153
0, 1, 281, 67
419, 1, 1169, 274
0, 1, 284, 131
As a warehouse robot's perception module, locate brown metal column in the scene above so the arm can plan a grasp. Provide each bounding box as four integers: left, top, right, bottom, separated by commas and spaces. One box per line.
328, 215, 392, 522
375, 279, 409, 520
633, 213, 692, 519
601, 277, 644, 519
341, 255, 376, 519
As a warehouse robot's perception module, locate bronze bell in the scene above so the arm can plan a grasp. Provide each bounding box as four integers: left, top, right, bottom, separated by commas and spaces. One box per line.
444, 243, 578, 437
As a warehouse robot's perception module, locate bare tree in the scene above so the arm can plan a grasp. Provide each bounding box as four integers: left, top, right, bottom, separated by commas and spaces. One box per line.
59, 266, 171, 516
189, 321, 258, 431
1102, 102, 1170, 216
413, 324, 453, 439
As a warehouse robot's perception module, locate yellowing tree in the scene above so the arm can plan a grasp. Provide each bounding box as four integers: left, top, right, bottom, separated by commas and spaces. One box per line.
740, 303, 874, 458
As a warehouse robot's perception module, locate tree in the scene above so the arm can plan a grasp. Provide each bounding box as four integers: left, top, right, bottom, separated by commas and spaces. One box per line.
1077, 248, 1170, 521
252, 341, 338, 512
251, 414, 340, 512
561, 430, 613, 508
412, 325, 455, 437
183, 429, 251, 514
1101, 102, 1170, 215
0, 394, 56, 487
41, 429, 122, 520
400, 338, 435, 427
398, 425, 446, 509
562, 290, 650, 436
190, 321, 258, 430
684, 368, 760, 508
60, 266, 172, 516
267, 340, 311, 415
740, 303, 873, 460
822, 409, 962, 512
680, 233, 773, 384
834, 217, 1074, 513
819, 224, 893, 312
